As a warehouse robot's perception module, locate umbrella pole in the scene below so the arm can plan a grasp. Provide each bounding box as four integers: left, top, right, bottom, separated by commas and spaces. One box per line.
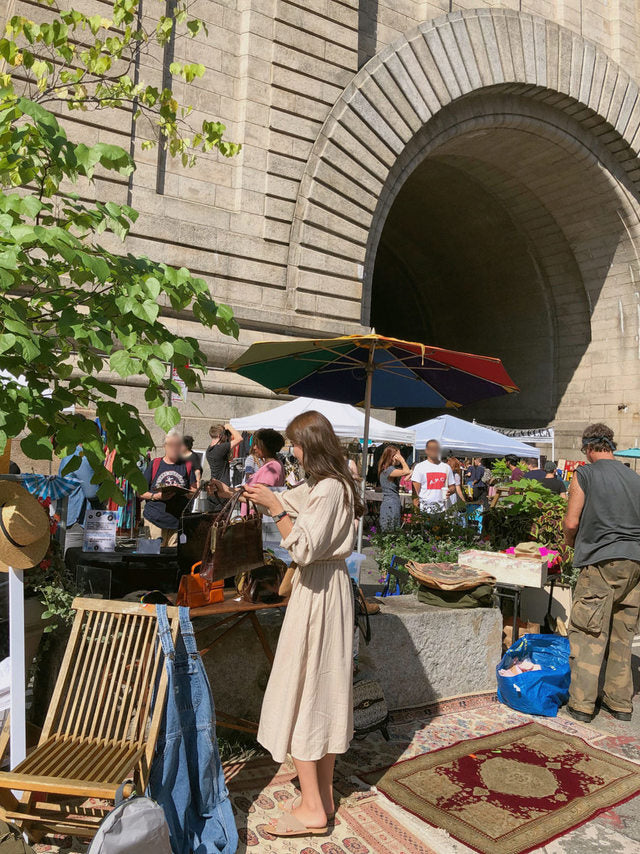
357, 347, 375, 555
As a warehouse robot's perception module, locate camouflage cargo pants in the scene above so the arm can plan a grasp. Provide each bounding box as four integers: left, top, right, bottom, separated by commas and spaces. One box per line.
568, 559, 640, 715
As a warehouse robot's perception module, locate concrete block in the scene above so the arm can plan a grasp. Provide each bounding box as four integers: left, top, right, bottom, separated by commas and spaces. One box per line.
197, 606, 284, 731
360, 595, 503, 711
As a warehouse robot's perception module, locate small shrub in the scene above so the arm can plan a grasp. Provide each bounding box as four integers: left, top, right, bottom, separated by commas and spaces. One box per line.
371, 510, 486, 593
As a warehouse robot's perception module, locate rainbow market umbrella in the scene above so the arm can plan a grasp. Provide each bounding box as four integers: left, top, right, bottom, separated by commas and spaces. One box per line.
228, 334, 518, 549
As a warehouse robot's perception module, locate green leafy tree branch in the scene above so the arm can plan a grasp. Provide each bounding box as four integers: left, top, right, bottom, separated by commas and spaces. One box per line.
0, 0, 240, 501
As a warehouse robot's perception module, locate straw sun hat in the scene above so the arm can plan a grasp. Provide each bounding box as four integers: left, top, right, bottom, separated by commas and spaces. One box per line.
0, 482, 51, 571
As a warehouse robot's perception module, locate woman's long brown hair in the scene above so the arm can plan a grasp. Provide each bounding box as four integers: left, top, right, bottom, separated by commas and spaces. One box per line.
448, 456, 461, 476
378, 445, 399, 476
287, 411, 365, 518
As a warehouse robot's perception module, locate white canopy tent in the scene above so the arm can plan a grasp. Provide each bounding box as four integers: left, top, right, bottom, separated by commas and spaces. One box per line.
409, 414, 540, 458
231, 396, 415, 444
477, 424, 555, 459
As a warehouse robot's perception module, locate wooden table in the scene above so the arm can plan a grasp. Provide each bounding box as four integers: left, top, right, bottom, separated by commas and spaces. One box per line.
190, 590, 289, 734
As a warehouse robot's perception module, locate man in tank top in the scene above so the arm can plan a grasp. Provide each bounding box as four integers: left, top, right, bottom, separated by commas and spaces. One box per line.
563, 423, 640, 723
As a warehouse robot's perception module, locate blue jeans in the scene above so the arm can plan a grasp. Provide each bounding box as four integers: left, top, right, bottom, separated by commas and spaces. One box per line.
149, 606, 238, 854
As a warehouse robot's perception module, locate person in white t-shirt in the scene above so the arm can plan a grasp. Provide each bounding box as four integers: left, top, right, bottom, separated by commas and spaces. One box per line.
411, 439, 456, 512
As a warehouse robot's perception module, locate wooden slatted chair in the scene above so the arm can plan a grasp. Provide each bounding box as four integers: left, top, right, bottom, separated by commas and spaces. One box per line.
0, 598, 180, 840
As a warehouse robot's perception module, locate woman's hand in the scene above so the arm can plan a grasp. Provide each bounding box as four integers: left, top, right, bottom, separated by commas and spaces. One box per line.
243, 483, 282, 515
207, 478, 234, 500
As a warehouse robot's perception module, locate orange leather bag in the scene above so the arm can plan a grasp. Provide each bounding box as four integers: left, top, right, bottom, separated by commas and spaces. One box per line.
176, 561, 224, 608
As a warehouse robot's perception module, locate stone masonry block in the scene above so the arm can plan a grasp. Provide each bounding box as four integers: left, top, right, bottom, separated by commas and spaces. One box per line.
359, 596, 503, 711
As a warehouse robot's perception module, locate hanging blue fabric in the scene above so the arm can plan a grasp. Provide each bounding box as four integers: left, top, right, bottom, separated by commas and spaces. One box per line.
149, 605, 238, 854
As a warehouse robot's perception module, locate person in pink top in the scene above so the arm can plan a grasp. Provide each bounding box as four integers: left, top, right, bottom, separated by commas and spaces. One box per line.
210, 429, 285, 506
246, 429, 285, 487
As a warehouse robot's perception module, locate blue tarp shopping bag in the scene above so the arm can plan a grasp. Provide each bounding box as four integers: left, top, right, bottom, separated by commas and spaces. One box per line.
496, 633, 571, 717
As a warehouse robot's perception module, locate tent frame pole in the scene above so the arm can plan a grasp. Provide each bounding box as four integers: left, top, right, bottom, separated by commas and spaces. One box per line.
356, 343, 375, 555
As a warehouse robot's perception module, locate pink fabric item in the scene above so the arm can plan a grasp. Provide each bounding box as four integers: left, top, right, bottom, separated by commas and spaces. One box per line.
247, 458, 284, 487
242, 458, 285, 516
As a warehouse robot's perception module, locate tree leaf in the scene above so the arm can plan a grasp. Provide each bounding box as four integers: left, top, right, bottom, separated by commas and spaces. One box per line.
154, 405, 180, 432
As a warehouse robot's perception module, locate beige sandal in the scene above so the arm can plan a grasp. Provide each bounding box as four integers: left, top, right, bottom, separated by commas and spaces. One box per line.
279, 794, 335, 821
269, 813, 328, 838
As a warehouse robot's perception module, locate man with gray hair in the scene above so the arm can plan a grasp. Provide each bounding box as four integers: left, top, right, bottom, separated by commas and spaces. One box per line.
141, 429, 197, 547
563, 422, 640, 722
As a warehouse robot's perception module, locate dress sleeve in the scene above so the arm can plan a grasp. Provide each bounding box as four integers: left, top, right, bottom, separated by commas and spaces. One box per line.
280, 479, 352, 566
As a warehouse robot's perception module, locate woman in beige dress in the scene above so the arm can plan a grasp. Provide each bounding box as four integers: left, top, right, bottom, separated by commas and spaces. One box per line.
243, 410, 364, 838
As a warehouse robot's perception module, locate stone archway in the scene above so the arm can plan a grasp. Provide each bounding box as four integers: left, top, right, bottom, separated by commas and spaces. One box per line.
286, 8, 640, 452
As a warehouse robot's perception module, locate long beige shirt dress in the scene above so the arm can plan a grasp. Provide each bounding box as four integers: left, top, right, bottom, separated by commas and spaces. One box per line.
257, 477, 355, 764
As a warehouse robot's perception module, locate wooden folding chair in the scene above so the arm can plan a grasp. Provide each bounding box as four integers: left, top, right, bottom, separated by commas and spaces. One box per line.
0, 598, 180, 839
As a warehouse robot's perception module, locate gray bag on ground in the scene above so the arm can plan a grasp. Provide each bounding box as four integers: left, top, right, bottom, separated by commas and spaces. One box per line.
0, 820, 36, 853
87, 785, 172, 854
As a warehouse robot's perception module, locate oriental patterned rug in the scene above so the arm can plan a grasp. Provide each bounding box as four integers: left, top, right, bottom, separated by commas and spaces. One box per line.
363, 721, 640, 854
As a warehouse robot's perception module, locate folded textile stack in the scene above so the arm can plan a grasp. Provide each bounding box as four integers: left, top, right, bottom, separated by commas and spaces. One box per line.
406, 561, 496, 589
407, 561, 495, 609
498, 656, 542, 677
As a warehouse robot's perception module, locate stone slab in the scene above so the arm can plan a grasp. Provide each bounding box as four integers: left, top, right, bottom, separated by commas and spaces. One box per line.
358, 595, 503, 711
197, 606, 285, 726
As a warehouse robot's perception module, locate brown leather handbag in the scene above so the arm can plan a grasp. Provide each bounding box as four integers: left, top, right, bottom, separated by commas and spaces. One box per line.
235, 552, 287, 604
200, 491, 264, 581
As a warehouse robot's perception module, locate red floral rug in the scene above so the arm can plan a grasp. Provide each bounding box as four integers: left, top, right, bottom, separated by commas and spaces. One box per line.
364, 722, 640, 854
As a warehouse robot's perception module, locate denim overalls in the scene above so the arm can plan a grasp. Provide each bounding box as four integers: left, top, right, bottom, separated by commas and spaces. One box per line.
149, 606, 238, 854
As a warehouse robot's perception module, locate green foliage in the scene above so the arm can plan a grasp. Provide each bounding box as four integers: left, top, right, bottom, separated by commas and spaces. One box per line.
1, 0, 240, 165
25, 536, 76, 632
371, 511, 486, 594
483, 481, 576, 585
0, 0, 241, 500
490, 457, 527, 482
490, 457, 511, 480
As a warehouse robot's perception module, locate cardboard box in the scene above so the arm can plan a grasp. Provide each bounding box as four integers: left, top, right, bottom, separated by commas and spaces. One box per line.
458, 549, 548, 589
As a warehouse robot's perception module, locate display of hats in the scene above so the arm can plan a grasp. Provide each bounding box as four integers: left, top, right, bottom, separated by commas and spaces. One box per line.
513, 542, 544, 559
0, 482, 50, 571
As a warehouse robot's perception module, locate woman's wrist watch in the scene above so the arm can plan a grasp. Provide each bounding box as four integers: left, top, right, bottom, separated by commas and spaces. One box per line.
272, 509, 289, 523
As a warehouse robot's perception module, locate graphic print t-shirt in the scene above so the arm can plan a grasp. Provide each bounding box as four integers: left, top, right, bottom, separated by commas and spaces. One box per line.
143, 459, 196, 530
412, 461, 455, 510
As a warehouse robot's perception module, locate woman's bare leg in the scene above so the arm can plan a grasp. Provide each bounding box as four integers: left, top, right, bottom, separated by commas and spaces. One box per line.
289, 757, 327, 828
317, 753, 336, 816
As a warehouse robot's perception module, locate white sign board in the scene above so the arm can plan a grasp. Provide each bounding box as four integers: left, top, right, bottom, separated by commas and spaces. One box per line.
83, 509, 117, 553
